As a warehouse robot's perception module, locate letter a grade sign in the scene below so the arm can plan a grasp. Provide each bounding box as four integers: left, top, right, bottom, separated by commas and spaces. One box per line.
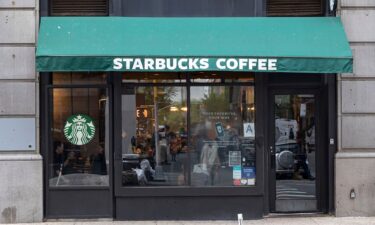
243, 123, 255, 138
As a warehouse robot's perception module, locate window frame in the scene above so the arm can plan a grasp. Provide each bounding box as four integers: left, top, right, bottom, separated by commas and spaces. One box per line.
45, 81, 113, 190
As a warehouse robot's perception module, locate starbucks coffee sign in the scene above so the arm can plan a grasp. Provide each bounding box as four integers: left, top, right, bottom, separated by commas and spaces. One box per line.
113, 57, 278, 72
64, 114, 95, 145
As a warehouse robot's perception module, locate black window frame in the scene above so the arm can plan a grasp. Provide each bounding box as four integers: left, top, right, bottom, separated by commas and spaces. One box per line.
45, 74, 113, 187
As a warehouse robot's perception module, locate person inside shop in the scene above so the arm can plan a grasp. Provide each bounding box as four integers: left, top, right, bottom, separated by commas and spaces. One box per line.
169, 132, 179, 162
294, 117, 315, 180
200, 127, 220, 185
63, 151, 79, 174
157, 125, 171, 165
195, 128, 207, 162
53, 141, 65, 176
91, 144, 107, 175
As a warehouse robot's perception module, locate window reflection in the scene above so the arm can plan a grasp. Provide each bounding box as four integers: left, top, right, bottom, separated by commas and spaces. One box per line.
190, 86, 256, 186
274, 94, 316, 211
121, 79, 255, 187
122, 86, 187, 186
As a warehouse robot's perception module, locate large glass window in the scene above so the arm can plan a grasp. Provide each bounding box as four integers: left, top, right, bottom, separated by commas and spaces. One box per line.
121, 73, 255, 187
49, 76, 109, 186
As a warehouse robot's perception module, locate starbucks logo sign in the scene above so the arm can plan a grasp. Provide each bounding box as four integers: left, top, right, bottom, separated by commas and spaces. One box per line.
64, 114, 95, 145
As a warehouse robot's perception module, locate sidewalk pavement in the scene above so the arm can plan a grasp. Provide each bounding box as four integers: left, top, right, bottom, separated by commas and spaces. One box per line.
6, 217, 375, 225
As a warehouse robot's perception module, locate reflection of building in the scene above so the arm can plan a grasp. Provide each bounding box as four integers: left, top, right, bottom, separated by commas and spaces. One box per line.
3, 0, 375, 223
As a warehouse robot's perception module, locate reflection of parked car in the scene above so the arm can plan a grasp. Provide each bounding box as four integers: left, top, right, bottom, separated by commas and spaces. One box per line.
275, 141, 298, 176
275, 119, 298, 176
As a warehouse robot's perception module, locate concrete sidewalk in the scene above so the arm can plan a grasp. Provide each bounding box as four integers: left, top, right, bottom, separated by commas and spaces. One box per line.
6, 217, 375, 225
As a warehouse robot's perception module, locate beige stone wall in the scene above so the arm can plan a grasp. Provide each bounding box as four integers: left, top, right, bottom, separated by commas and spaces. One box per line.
0, 0, 42, 223
336, 0, 375, 216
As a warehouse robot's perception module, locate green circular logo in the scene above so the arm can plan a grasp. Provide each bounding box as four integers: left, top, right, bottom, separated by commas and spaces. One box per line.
64, 114, 95, 146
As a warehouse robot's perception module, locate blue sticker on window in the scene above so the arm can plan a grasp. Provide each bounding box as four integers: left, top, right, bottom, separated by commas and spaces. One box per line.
242, 167, 255, 179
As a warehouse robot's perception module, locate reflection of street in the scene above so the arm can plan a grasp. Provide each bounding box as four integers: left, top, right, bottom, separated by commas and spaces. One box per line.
153, 151, 235, 186
148, 152, 187, 186
150, 150, 251, 186
307, 151, 315, 177
277, 180, 316, 199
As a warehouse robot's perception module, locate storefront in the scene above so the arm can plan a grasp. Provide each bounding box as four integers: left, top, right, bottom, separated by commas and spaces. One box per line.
36, 17, 352, 219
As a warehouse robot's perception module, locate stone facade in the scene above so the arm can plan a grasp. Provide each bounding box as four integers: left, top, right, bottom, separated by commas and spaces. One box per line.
336, 0, 375, 216
0, 0, 42, 223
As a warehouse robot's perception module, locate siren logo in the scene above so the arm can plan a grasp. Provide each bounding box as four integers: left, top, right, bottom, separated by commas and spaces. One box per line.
64, 114, 95, 145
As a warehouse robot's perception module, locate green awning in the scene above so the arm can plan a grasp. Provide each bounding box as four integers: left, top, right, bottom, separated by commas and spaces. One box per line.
36, 17, 352, 73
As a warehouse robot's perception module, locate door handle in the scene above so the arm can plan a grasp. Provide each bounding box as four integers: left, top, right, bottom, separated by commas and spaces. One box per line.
270, 146, 274, 155
270, 146, 276, 169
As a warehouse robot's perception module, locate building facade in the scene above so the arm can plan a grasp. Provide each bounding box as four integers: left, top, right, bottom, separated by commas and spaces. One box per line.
0, 0, 373, 223
336, 0, 375, 216
0, 0, 42, 223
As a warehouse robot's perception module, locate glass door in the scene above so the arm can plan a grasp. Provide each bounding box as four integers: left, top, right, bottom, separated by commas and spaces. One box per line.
270, 93, 318, 212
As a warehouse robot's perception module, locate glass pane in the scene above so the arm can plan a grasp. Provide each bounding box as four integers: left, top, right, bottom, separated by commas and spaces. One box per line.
122, 73, 186, 83
274, 94, 316, 211
190, 72, 222, 83
49, 88, 109, 186
122, 86, 187, 186
190, 86, 256, 186
224, 73, 254, 83
53, 73, 107, 84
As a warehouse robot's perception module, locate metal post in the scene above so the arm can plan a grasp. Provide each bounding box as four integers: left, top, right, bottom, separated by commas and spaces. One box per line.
154, 86, 160, 165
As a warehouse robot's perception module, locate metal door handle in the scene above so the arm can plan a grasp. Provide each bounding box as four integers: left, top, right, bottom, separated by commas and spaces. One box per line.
270, 146, 274, 154
270, 146, 275, 169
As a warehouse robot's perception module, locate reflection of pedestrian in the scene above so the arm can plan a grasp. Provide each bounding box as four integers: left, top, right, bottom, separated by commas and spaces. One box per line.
295, 154, 314, 180
91, 145, 107, 175
295, 117, 315, 180
160, 138, 170, 165
169, 132, 178, 162
53, 141, 65, 176
200, 129, 220, 185
195, 129, 206, 162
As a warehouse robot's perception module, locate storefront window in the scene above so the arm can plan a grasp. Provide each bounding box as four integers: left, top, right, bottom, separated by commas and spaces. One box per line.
121, 73, 255, 187
190, 86, 256, 186
49, 87, 109, 186
121, 86, 187, 186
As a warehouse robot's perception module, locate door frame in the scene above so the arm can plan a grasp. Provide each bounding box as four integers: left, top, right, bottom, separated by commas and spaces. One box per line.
267, 87, 327, 213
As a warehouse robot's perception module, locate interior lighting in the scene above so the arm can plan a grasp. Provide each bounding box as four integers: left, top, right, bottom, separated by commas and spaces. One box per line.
170, 106, 179, 112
